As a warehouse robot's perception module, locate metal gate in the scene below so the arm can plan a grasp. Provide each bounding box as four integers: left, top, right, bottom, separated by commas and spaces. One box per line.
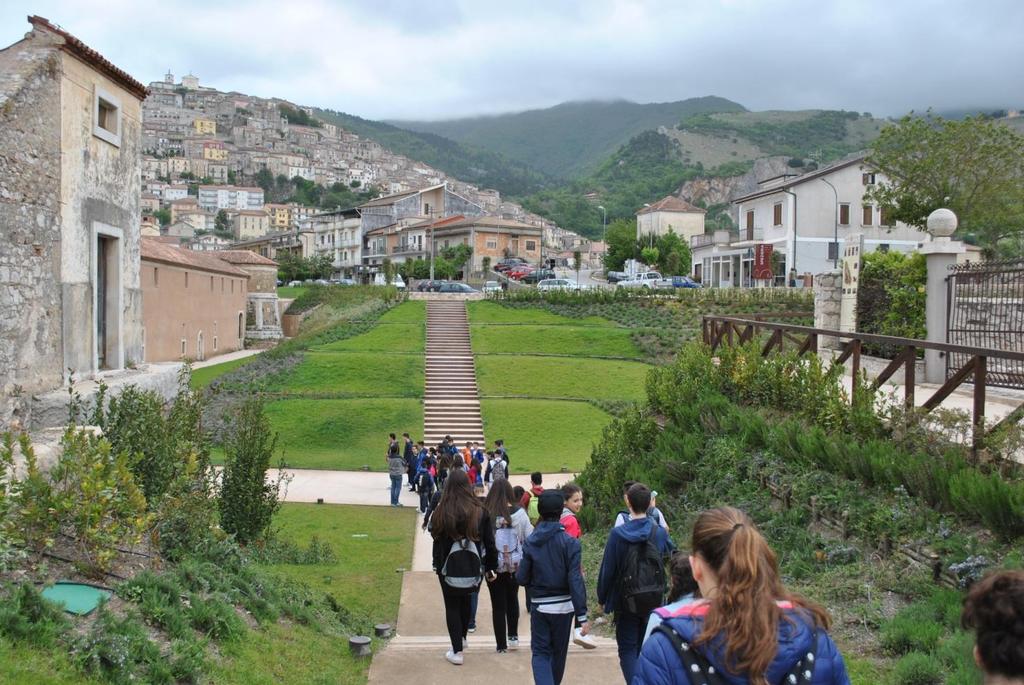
947, 259, 1024, 388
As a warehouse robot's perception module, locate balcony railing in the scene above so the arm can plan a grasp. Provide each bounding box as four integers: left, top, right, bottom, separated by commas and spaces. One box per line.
393, 244, 425, 255
691, 227, 766, 249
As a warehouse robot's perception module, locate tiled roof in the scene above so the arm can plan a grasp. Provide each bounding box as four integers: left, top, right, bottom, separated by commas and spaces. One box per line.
431, 216, 542, 233
216, 250, 278, 266
635, 195, 706, 215
28, 16, 148, 100
140, 237, 248, 277
731, 153, 869, 204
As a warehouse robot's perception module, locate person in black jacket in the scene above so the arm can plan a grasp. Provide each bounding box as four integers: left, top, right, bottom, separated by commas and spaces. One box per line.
403, 432, 416, 491
430, 469, 498, 666
516, 490, 590, 685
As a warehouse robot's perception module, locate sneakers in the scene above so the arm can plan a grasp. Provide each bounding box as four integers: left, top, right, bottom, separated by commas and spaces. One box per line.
467, 625, 476, 633
445, 650, 463, 666
495, 648, 507, 654
507, 637, 519, 651
574, 627, 598, 649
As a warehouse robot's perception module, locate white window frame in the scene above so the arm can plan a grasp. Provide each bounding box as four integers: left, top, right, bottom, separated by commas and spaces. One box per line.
91, 222, 124, 374
486, 239, 498, 249
93, 86, 122, 147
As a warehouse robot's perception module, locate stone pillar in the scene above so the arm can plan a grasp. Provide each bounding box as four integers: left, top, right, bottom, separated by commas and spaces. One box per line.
921, 209, 966, 384
814, 270, 842, 349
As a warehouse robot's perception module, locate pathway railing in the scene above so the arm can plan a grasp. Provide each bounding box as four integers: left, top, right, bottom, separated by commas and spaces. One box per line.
702, 315, 1024, 454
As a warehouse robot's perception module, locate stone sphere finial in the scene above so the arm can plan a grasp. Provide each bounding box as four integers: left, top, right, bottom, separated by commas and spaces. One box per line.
927, 208, 958, 237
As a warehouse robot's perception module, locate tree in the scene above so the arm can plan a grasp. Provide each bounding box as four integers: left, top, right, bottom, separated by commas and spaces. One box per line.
276, 252, 306, 282
481, 256, 491, 275
214, 209, 229, 234
255, 168, 274, 193
308, 253, 334, 279
640, 247, 660, 268
440, 244, 473, 279
382, 258, 395, 285
654, 230, 691, 275
867, 114, 1024, 255
153, 209, 171, 227
603, 219, 638, 271
573, 250, 582, 285
227, 169, 237, 185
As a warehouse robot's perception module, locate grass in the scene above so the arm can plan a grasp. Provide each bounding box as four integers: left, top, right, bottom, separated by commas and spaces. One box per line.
480, 399, 613, 473
266, 351, 423, 397
315, 324, 424, 354
266, 503, 416, 624
0, 639, 102, 685
376, 300, 426, 323
477, 355, 649, 400
190, 355, 258, 389
277, 286, 310, 299
471, 324, 642, 358
468, 300, 613, 326
264, 398, 423, 470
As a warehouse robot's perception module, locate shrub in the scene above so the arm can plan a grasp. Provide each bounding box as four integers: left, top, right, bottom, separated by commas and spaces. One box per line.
74, 607, 171, 685
153, 450, 221, 561
247, 534, 337, 565
0, 582, 67, 646
119, 571, 190, 639
891, 652, 943, 685
857, 250, 926, 356
880, 605, 944, 655
184, 593, 245, 641
218, 397, 286, 545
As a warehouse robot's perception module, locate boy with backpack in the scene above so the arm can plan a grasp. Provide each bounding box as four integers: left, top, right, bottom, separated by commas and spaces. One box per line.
417, 464, 436, 514
597, 482, 674, 683
614, 481, 669, 532
525, 472, 544, 522
485, 450, 508, 486
516, 490, 590, 685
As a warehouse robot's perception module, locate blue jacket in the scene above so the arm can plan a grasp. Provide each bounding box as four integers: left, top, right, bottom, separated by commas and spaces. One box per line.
632, 601, 850, 685
515, 521, 588, 624
597, 517, 674, 614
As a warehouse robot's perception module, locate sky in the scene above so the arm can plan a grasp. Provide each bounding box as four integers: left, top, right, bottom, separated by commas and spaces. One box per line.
2, 0, 1021, 121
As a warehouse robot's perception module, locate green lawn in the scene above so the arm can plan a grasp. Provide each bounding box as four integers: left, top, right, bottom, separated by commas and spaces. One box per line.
480, 399, 613, 473
277, 286, 309, 299
477, 355, 649, 400
266, 503, 416, 624
264, 398, 423, 470
471, 324, 642, 358
376, 300, 426, 323
0, 640, 101, 685
190, 355, 258, 389
315, 323, 424, 354
267, 351, 423, 397
468, 300, 612, 326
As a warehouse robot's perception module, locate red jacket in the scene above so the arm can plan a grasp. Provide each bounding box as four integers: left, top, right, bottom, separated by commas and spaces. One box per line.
560, 511, 581, 539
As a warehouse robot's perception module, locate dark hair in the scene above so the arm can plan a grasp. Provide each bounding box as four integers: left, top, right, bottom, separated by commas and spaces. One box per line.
389, 433, 396, 440
513, 485, 525, 501
692, 507, 829, 681
561, 483, 582, 499
495, 439, 503, 446
530, 472, 543, 485
622, 480, 637, 495
403, 432, 410, 438
484, 478, 516, 523
626, 483, 651, 514
962, 570, 1024, 677
667, 552, 699, 603
430, 470, 481, 542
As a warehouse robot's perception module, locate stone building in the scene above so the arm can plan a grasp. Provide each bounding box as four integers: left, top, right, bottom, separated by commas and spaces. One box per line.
217, 251, 283, 341
0, 16, 151, 427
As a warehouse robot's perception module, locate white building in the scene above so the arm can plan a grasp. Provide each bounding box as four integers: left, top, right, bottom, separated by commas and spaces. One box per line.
691, 154, 928, 288
197, 185, 265, 212
636, 195, 706, 242
309, 208, 363, 280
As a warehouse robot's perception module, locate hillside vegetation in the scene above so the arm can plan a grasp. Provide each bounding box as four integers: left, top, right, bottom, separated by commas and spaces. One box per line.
392, 96, 746, 178
313, 108, 551, 197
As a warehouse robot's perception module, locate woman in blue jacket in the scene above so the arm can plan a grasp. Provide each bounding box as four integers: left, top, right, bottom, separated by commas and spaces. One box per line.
633, 507, 849, 685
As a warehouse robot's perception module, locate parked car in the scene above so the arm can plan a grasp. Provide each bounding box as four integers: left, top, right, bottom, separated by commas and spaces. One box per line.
330, 278, 356, 286
287, 280, 302, 287
537, 278, 588, 292
483, 280, 502, 294
495, 257, 528, 273
438, 282, 479, 294
605, 270, 628, 284
660, 275, 701, 289
520, 268, 556, 284
508, 265, 536, 280
616, 271, 663, 290
417, 279, 441, 291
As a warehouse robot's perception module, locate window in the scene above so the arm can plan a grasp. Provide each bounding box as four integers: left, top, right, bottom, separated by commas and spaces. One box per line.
772, 203, 783, 226
862, 172, 876, 185
213, 336, 218, 351
839, 204, 851, 226
526, 240, 537, 251
210, 276, 214, 290
746, 210, 754, 231
880, 206, 893, 227
153, 267, 159, 287
878, 244, 890, 253
862, 205, 873, 226
93, 88, 121, 147
181, 339, 187, 356
827, 242, 839, 261
486, 239, 498, 249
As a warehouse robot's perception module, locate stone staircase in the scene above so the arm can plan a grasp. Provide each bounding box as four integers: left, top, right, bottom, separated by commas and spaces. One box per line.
423, 301, 485, 446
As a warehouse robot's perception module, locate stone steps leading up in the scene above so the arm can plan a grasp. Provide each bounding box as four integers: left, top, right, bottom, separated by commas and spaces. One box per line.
423, 300, 485, 449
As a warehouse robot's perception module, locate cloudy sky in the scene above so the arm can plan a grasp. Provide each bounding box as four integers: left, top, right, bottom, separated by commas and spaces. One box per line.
2, 0, 1020, 121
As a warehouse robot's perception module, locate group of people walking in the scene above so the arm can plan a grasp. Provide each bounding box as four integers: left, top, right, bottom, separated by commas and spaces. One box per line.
394, 434, 1024, 685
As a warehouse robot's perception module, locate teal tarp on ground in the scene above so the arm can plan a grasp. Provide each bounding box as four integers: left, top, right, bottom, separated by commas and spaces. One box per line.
41, 582, 112, 616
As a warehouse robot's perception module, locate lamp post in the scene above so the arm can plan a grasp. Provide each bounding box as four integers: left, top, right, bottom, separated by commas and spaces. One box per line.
428, 209, 436, 280
598, 205, 607, 244
820, 178, 839, 268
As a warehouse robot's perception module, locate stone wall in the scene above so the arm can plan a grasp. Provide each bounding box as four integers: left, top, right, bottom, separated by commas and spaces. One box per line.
0, 50, 64, 428
814, 270, 842, 349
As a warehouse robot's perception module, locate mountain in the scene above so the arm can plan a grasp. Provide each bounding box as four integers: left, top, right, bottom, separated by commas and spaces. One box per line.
519, 109, 887, 238
312, 108, 552, 197
391, 96, 746, 179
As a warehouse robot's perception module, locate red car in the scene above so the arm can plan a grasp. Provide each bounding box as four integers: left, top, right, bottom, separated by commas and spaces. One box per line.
508, 265, 535, 280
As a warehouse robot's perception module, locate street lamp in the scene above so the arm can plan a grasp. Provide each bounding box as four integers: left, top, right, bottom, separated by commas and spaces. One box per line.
597, 205, 607, 244
428, 209, 436, 280
820, 178, 839, 267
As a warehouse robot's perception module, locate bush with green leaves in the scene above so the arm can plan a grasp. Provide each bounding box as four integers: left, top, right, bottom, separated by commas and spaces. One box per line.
0, 582, 67, 646
218, 397, 286, 545
891, 652, 943, 685
73, 606, 178, 685
857, 250, 926, 357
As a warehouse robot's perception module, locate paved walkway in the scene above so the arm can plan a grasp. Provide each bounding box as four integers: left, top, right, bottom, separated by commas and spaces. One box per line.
191, 348, 262, 369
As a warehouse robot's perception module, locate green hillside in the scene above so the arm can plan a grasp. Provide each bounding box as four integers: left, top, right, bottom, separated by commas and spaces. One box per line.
391, 96, 746, 178
313, 108, 552, 197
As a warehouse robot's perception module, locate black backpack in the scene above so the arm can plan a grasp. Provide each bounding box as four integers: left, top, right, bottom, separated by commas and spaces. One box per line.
619, 526, 666, 615
652, 621, 818, 685
440, 538, 483, 594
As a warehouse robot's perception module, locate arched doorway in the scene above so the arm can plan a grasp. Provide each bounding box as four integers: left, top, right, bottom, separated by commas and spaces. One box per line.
196, 331, 205, 361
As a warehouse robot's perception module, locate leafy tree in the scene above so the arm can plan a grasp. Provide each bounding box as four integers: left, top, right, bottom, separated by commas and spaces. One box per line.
867, 114, 1024, 255
481, 256, 491, 274
255, 168, 274, 193
440, 244, 473, 278
640, 247, 660, 268
214, 210, 229, 234
275, 252, 306, 282
227, 169, 237, 185
308, 253, 334, 279
603, 219, 639, 270
573, 250, 582, 283
153, 209, 171, 227
278, 103, 322, 128
654, 230, 692, 275
382, 258, 395, 285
